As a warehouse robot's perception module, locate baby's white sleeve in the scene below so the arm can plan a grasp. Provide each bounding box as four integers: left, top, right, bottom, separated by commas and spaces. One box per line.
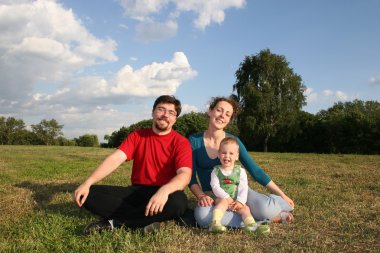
236, 168, 248, 204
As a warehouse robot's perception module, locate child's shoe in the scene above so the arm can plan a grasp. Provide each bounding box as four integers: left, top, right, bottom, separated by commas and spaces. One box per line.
244, 223, 270, 236
209, 224, 227, 233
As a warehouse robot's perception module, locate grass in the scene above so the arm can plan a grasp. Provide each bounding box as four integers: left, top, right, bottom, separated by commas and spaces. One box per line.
0, 145, 379, 252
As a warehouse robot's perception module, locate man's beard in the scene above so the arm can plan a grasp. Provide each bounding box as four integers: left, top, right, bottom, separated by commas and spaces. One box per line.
154, 117, 170, 131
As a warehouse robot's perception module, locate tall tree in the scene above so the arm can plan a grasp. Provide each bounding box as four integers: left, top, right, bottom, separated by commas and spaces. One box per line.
234, 49, 306, 152
0, 116, 27, 145
31, 119, 63, 145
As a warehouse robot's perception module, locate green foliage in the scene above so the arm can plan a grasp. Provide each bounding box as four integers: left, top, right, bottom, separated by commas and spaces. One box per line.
234, 49, 306, 152
315, 100, 380, 154
173, 112, 208, 137
57, 136, 76, 146
107, 119, 153, 147
31, 119, 64, 145
75, 134, 100, 147
0, 116, 27, 144
266, 100, 380, 154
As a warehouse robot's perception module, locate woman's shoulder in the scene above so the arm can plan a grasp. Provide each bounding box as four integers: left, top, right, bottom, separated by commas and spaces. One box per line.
189, 132, 204, 142
188, 132, 204, 149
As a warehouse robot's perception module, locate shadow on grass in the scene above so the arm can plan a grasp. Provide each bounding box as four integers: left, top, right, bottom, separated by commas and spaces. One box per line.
14, 181, 88, 219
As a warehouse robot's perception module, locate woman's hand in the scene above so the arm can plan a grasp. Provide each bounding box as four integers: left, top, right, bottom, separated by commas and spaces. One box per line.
229, 201, 243, 212
283, 195, 295, 209
197, 194, 214, 206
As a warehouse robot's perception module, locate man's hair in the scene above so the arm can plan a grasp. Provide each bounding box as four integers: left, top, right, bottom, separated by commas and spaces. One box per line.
209, 97, 240, 119
153, 95, 182, 116
219, 136, 239, 151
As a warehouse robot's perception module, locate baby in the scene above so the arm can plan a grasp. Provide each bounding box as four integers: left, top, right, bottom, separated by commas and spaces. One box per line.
209, 137, 270, 235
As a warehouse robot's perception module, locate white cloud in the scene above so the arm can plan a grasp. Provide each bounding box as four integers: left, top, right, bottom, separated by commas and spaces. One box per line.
135, 20, 178, 42
323, 89, 349, 101
60, 107, 146, 141
176, 0, 246, 30
303, 87, 356, 113
111, 52, 197, 96
181, 104, 199, 114
118, 0, 169, 21
118, 0, 246, 41
335, 90, 348, 100
369, 76, 380, 85
304, 87, 318, 103
0, 0, 117, 101
323, 89, 334, 97
21, 51, 197, 108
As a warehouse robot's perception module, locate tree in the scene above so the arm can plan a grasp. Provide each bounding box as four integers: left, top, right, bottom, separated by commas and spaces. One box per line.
75, 134, 99, 147
317, 100, 380, 154
233, 49, 306, 152
31, 119, 63, 145
173, 112, 208, 137
107, 119, 153, 148
0, 116, 27, 145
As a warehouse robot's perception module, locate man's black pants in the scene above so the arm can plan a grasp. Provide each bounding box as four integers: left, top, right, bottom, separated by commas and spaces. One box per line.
83, 184, 188, 228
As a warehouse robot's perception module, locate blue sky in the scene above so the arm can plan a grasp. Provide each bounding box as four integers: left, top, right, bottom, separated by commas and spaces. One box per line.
0, 0, 379, 140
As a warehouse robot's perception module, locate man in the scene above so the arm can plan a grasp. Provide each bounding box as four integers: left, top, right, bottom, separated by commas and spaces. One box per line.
73, 95, 192, 234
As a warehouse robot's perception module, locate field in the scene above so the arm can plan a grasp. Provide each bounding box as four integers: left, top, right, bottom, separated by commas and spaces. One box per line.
0, 145, 379, 253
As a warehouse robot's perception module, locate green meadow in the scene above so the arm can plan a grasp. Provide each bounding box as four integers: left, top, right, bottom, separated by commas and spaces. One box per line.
0, 145, 379, 252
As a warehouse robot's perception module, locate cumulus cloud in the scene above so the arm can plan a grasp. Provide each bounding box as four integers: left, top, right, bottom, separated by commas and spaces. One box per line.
303, 87, 356, 113
323, 89, 349, 100
181, 104, 199, 114
369, 76, 380, 85
304, 87, 318, 103
135, 20, 178, 42
111, 52, 197, 96
0, 0, 117, 101
118, 0, 246, 40
17, 51, 196, 109
0, 1, 199, 140
175, 0, 246, 30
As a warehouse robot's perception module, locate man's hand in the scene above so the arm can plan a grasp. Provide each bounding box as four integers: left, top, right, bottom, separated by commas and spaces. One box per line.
145, 186, 170, 216
73, 183, 91, 207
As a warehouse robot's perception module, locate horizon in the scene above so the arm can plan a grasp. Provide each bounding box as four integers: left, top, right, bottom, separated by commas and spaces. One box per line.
0, 0, 379, 141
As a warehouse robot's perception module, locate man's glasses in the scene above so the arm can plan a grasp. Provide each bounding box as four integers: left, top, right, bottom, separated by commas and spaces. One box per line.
156, 106, 177, 117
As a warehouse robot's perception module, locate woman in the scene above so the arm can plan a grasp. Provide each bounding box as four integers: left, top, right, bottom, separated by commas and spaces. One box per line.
189, 97, 294, 228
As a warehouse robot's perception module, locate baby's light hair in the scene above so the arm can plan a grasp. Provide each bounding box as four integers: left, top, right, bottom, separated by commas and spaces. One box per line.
219, 136, 239, 151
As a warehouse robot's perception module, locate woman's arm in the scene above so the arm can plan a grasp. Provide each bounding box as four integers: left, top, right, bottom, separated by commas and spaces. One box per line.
190, 183, 214, 206
265, 181, 295, 208
233, 135, 295, 208
235, 136, 271, 186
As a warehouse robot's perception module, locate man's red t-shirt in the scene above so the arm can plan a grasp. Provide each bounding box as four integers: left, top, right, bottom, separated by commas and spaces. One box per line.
118, 128, 192, 186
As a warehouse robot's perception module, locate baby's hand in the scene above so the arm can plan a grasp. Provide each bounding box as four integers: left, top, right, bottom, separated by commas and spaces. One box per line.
231, 201, 244, 212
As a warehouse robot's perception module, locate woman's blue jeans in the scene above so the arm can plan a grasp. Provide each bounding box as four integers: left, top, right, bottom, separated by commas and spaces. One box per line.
194, 188, 293, 228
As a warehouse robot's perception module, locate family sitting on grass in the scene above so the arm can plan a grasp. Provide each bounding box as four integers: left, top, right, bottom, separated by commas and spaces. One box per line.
73, 95, 294, 235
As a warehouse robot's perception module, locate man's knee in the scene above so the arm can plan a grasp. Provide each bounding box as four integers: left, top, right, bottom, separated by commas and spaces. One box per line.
166, 191, 188, 216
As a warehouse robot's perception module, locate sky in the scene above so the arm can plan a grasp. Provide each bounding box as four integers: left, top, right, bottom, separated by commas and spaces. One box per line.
1, 0, 379, 141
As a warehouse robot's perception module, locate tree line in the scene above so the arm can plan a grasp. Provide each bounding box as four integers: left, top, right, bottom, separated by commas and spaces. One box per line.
1, 99, 378, 154
0, 118, 99, 147
1, 49, 378, 153
104, 99, 379, 154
